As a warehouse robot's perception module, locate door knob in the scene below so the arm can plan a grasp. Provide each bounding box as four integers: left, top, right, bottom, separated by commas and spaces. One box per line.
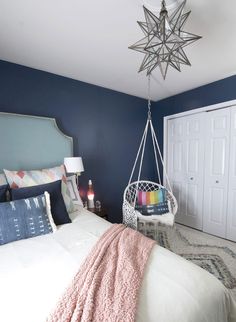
216, 180, 219, 183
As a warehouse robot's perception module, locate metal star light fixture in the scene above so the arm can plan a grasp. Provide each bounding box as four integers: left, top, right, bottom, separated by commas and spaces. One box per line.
129, 0, 201, 79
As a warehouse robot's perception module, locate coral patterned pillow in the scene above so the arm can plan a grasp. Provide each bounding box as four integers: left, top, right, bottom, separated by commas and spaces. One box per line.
4, 165, 75, 213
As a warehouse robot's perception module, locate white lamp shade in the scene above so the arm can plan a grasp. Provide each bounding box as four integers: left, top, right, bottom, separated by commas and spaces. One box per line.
64, 157, 84, 174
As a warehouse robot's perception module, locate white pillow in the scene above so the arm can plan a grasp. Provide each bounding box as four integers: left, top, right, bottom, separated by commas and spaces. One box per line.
44, 191, 57, 232
66, 175, 83, 208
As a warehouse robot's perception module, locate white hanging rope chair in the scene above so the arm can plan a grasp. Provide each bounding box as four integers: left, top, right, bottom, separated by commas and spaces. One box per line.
123, 77, 178, 230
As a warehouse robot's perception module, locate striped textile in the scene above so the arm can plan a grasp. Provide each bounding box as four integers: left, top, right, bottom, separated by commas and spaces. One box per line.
137, 189, 166, 206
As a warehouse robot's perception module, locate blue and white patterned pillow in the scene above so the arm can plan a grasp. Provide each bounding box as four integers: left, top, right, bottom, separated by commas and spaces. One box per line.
0, 192, 56, 245
135, 201, 171, 216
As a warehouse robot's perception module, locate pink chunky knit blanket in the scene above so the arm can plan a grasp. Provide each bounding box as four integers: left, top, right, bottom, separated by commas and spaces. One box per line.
47, 224, 155, 322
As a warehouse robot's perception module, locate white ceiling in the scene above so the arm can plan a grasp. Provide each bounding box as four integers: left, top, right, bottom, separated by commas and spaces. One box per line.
0, 0, 236, 101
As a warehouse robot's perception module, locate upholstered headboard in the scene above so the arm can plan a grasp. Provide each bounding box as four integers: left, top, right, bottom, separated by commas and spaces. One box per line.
0, 112, 73, 172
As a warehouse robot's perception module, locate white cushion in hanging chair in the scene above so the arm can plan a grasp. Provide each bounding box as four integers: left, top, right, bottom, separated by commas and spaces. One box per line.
123, 181, 178, 230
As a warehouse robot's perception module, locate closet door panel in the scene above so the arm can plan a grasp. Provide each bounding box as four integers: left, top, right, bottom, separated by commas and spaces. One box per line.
186, 183, 198, 218
167, 118, 187, 226
208, 187, 225, 224
226, 106, 236, 241
167, 113, 205, 229
172, 181, 184, 215
187, 139, 199, 173
203, 108, 230, 238
184, 113, 205, 231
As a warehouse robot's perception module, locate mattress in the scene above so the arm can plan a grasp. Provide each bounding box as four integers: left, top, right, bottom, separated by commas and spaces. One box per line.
0, 208, 235, 322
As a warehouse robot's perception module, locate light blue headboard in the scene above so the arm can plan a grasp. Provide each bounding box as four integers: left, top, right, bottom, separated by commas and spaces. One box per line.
0, 112, 73, 171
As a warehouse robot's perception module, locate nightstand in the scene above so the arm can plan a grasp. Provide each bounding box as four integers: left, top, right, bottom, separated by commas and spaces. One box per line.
89, 208, 108, 221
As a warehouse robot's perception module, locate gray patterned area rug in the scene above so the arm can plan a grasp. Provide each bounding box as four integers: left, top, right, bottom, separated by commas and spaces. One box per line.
152, 223, 236, 301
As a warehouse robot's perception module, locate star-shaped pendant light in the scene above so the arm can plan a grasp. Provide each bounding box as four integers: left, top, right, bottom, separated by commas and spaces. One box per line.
129, 0, 201, 79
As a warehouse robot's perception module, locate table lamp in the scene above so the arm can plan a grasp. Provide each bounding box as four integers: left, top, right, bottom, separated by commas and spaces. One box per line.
64, 157, 84, 184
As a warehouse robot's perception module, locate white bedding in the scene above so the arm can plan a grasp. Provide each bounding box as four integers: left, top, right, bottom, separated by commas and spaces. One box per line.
0, 209, 235, 322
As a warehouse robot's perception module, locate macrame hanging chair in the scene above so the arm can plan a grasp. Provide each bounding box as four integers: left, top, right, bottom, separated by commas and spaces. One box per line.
123, 77, 178, 230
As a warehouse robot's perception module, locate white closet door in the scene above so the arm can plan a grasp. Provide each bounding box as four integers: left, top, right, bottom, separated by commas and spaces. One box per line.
226, 106, 236, 242
203, 108, 230, 238
167, 113, 205, 229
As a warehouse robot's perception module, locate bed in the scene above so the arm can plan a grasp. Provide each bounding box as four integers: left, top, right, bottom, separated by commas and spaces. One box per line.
0, 112, 235, 322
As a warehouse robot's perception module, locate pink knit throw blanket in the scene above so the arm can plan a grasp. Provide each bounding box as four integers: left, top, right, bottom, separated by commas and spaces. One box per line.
47, 224, 155, 322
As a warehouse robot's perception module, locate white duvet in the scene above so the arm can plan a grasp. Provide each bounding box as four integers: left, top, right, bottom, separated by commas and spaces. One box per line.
0, 209, 235, 322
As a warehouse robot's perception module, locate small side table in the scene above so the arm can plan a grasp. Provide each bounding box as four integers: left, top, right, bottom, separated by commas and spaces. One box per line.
89, 208, 108, 221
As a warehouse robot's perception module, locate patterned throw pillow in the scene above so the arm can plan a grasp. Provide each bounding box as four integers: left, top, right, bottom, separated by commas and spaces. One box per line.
4, 165, 75, 213
135, 188, 170, 216
135, 201, 171, 216
0, 192, 57, 245
11, 180, 71, 225
137, 188, 166, 206
66, 175, 83, 208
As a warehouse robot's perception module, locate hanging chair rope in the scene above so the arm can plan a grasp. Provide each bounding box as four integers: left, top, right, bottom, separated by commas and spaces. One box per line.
148, 75, 161, 185
128, 119, 149, 186
150, 129, 161, 185
128, 74, 173, 197
137, 120, 148, 185
123, 75, 178, 230
150, 119, 173, 193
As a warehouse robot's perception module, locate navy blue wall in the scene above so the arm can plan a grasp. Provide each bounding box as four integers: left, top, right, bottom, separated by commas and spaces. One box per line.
2, 59, 234, 222
0, 60, 154, 223
152, 75, 236, 155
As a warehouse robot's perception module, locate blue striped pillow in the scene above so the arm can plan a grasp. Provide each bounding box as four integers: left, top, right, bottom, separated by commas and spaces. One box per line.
0, 192, 56, 245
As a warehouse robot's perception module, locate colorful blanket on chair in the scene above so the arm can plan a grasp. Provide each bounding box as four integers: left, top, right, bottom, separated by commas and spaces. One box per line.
46, 224, 155, 322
